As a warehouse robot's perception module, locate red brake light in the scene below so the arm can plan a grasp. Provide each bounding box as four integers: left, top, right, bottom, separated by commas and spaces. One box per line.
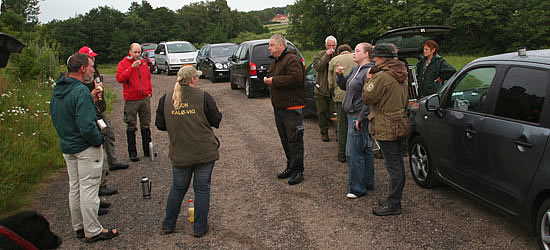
249, 62, 257, 76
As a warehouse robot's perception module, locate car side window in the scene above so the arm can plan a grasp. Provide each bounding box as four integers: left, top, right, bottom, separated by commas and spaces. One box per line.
447, 67, 496, 113
205, 47, 210, 57
239, 46, 249, 60
233, 46, 242, 60
493, 67, 548, 124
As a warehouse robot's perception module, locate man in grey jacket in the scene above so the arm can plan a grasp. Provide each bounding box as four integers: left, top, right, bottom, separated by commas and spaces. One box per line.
336, 42, 375, 199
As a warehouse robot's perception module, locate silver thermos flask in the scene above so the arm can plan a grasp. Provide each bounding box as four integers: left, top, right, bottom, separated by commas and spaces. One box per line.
149, 142, 155, 161
141, 176, 151, 199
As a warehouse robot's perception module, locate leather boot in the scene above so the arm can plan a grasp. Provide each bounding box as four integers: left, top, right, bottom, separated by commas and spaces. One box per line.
141, 128, 151, 157
127, 130, 139, 162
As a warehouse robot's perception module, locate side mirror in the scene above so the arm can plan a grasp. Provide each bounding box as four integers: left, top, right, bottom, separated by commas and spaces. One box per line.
159, 51, 165, 55
426, 94, 440, 111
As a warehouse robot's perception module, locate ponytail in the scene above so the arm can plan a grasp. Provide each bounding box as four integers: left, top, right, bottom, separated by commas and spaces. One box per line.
172, 80, 184, 109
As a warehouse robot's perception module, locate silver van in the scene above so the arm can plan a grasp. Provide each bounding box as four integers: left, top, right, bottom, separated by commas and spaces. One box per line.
154, 41, 197, 75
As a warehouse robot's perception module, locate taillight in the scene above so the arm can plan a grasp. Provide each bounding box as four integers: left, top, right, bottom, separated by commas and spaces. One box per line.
249, 62, 257, 76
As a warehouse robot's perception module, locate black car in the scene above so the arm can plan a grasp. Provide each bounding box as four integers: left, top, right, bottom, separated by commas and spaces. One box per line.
197, 43, 238, 82
408, 48, 550, 249
228, 39, 304, 98
304, 63, 317, 117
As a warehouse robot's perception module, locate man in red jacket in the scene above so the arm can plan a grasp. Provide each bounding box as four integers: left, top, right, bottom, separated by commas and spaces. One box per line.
116, 43, 153, 162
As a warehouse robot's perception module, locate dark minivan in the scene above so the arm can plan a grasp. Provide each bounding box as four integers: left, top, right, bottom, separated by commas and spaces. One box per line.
408, 48, 550, 249
228, 39, 304, 98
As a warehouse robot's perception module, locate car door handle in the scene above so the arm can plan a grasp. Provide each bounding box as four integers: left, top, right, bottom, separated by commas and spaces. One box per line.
514, 140, 532, 149
464, 127, 477, 139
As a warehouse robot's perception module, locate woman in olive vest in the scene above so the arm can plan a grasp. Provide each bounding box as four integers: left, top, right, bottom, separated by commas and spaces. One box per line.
155, 65, 222, 238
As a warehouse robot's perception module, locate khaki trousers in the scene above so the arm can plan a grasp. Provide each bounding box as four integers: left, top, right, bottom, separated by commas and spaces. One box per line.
64, 146, 104, 238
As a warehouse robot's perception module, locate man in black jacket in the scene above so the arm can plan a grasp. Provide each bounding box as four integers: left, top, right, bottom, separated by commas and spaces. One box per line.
264, 34, 306, 185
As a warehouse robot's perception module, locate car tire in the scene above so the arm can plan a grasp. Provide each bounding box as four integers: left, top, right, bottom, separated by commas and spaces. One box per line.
536, 198, 550, 250
409, 136, 439, 188
153, 65, 159, 74
165, 64, 170, 75
209, 67, 217, 83
198, 66, 205, 79
245, 78, 255, 98
230, 74, 237, 90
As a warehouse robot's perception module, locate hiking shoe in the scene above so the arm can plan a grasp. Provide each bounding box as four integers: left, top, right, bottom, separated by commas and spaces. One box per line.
193, 231, 208, 238
100, 200, 111, 208
162, 227, 174, 235
277, 168, 292, 179
75, 229, 85, 239
98, 207, 109, 216
288, 172, 304, 185
99, 186, 118, 196
373, 203, 401, 216
322, 133, 329, 142
109, 163, 129, 171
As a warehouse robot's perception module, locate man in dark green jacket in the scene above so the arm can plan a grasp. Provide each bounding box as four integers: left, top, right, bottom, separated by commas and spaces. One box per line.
264, 34, 306, 185
50, 53, 119, 242
312, 35, 337, 141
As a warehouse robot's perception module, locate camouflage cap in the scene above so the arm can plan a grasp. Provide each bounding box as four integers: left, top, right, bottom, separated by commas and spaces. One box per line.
177, 65, 202, 83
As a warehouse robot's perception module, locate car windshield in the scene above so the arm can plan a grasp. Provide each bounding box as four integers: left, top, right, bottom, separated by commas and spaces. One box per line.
211, 45, 237, 57
145, 51, 154, 58
142, 44, 157, 51
167, 43, 196, 53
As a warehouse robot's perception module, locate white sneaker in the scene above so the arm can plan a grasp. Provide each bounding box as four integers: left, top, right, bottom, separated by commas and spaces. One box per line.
346, 193, 358, 199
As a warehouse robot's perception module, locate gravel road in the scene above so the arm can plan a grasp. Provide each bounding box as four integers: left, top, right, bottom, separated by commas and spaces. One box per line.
32, 73, 538, 249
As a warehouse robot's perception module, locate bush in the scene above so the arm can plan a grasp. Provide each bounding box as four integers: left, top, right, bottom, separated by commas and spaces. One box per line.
8, 39, 60, 83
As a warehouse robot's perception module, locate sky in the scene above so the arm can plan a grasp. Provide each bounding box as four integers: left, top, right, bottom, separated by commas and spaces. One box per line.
38, 0, 295, 23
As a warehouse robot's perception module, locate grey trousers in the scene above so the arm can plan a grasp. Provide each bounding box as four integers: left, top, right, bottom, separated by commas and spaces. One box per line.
378, 139, 406, 208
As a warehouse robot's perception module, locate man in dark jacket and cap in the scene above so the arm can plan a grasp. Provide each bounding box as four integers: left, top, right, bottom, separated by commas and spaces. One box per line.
264, 34, 306, 185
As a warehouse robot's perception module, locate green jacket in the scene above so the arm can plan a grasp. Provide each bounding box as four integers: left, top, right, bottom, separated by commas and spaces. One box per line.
50, 76, 103, 154
363, 59, 410, 141
416, 54, 456, 97
328, 52, 356, 102
312, 50, 333, 97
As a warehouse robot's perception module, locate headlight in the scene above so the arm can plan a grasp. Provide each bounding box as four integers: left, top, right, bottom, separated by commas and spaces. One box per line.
223, 64, 228, 69
215, 63, 223, 69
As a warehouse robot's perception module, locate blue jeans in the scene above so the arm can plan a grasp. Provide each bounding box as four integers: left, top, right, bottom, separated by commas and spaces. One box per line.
162, 162, 214, 233
345, 117, 375, 196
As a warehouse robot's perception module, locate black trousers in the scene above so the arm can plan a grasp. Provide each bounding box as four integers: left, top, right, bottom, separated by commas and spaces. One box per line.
274, 107, 304, 173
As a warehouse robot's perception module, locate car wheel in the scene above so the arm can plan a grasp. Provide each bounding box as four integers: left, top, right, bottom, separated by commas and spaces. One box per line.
209, 67, 217, 83
153, 65, 159, 74
537, 199, 550, 250
409, 136, 439, 188
245, 78, 255, 98
165, 64, 170, 75
230, 74, 237, 90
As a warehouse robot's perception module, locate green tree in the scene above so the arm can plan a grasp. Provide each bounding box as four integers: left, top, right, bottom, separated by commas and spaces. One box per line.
0, 0, 40, 24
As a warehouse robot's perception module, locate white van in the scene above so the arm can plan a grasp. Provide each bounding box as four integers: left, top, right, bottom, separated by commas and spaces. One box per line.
154, 41, 198, 75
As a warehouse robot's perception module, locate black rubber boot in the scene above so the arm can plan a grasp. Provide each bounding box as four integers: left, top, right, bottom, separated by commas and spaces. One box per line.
141, 128, 151, 157
127, 130, 139, 162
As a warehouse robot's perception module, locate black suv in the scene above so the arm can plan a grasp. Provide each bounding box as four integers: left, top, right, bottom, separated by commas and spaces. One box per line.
197, 43, 238, 82
228, 39, 304, 98
408, 48, 550, 249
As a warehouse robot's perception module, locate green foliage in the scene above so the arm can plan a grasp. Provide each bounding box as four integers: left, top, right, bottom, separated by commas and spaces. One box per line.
0, 74, 64, 216
7, 39, 60, 82
288, 0, 550, 54
44, 0, 267, 64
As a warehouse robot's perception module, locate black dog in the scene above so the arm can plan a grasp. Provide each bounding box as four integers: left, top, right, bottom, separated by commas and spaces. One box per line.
0, 211, 62, 249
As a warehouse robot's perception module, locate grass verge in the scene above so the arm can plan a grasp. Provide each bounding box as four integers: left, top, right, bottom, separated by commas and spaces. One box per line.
0, 72, 115, 217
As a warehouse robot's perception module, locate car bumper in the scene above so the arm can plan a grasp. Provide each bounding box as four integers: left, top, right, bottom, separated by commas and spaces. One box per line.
248, 76, 269, 91
213, 69, 230, 79
168, 63, 197, 71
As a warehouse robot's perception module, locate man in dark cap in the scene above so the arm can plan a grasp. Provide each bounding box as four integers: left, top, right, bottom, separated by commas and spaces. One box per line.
362, 43, 410, 216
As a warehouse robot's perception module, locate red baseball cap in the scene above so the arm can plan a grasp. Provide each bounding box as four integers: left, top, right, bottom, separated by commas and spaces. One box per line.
78, 46, 98, 57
